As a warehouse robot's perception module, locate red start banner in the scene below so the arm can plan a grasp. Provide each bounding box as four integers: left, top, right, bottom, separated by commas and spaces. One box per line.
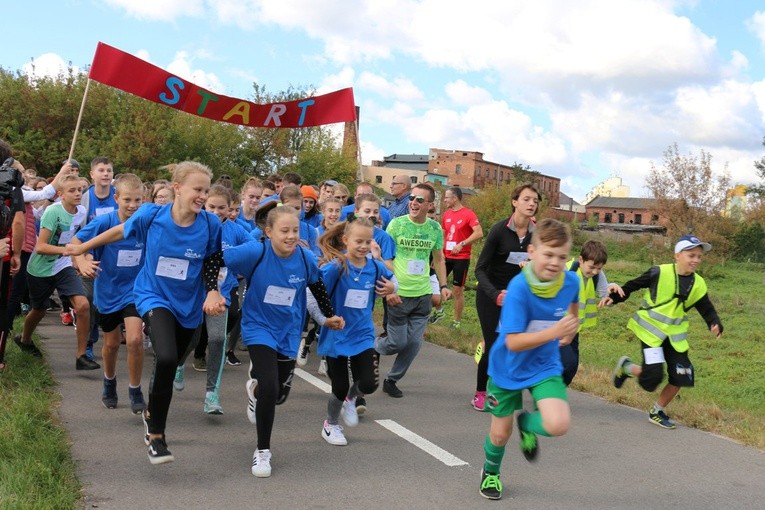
88, 42, 357, 128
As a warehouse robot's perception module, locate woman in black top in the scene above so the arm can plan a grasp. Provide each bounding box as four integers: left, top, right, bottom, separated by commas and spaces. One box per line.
472, 184, 541, 411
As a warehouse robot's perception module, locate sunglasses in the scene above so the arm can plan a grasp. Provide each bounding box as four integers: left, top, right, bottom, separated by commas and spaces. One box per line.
408, 195, 428, 203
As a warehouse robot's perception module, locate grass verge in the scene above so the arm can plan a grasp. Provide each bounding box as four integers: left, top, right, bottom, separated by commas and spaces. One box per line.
0, 333, 81, 509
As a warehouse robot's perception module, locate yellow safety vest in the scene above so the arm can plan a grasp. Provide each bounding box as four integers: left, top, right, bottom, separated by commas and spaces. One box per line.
567, 259, 598, 331
627, 263, 707, 353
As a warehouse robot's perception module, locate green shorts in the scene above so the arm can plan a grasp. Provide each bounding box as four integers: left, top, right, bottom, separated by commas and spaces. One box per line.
485, 376, 568, 418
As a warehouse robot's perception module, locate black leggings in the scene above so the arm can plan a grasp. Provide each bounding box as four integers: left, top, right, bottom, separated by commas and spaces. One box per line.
475, 289, 501, 392
326, 348, 379, 401
247, 344, 296, 450
144, 308, 200, 434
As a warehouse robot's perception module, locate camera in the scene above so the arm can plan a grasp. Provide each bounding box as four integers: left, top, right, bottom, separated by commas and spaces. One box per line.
0, 157, 24, 238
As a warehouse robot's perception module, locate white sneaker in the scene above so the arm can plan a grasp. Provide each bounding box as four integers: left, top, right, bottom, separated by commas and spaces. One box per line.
173, 365, 185, 391
321, 420, 347, 446
296, 338, 308, 367
341, 397, 359, 427
246, 379, 258, 424
318, 358, 328, 376
251, 449, 272, 477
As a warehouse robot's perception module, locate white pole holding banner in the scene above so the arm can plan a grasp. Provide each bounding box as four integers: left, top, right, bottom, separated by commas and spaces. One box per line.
68, 78, 92, 163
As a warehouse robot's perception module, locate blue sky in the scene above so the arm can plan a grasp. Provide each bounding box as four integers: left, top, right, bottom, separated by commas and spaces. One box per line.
3, 0, 764, 201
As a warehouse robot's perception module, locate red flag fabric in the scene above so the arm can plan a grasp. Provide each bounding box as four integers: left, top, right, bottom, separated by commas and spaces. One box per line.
88, 42, 357, 128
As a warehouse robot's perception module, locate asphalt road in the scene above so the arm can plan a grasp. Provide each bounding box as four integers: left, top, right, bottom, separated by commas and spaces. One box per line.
34, 315, 764, 509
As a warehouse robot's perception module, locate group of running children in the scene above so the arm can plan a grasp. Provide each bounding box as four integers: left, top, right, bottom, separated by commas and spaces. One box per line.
9, 158, 724, 499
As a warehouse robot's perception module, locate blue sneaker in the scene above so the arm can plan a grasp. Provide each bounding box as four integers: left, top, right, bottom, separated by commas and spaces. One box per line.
649, 408, 677, 429
173, 365, 185, 391
129, 386, 146, 415
102, 377, 118, 409
85, 344, 96, 362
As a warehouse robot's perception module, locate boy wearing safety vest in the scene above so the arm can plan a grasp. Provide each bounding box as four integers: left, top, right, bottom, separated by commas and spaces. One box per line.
610, 235, 723, 429
562, 240, 622, 385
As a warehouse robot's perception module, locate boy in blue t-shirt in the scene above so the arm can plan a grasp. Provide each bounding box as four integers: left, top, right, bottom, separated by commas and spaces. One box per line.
480, 219, 580, 501
72, 173, 147, 413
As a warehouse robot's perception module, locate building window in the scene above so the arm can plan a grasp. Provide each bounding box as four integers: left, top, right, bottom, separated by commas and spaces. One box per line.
499, 170, 503, 181
604, 213, 612, 223
455, 164, 462, 175
493, 169, 497, 178
486, 169, 490, 177
476, 166, 481, 176
651, 214, 659, 225
635, 214, 642, 225
618, 213, 625, 223
375, 175, 382, 184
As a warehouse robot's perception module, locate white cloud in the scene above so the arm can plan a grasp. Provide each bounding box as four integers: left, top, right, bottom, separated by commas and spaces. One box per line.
357, 72, 423, 102
746, 10, 765, 47
360, 139, 385, 165
318, 66, 356, 95
103, 0, 205, 21
166, 51, 225, 93
445, 81, 493, 107
22, 53, 80, 80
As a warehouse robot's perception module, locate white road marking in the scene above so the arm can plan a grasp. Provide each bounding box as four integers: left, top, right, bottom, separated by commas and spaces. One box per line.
375, 419, 468, 467
296, 369, 468, 467
295, 368, 332, 393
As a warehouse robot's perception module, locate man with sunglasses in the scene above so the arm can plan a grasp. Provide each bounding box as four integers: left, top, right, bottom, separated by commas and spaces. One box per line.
387, 176, 412, 219
376, 184, 452, 398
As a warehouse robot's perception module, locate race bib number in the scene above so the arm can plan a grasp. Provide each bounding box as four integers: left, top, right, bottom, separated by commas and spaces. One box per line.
263, 285, 296, 307
525, 320, 557, 334
407, 260, 425, 275
446, 241, 457, 251
58, 230, 75, 245
506, 251, 528, 265
117, 249, 142, 267
155, 256, 189, 280
643, 347, 666, 365
95, 206, 115, 217
344, 289, 369, 309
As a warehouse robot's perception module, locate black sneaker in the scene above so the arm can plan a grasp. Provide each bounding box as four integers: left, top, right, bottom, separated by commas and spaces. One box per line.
13, 334, 43, 358
355, 396, 367, 415
517, 411, 539, 462
479, 470, 503, 500
382, 378, 403, 398
76, 354, 100, 370
142, 410, 151, 446
225, 351, 242, 366
648, 408, 677, 429
613, 356, 632, 389
101, 377, 118, 409
147, 437, 174, 465
129, 386, 146, 415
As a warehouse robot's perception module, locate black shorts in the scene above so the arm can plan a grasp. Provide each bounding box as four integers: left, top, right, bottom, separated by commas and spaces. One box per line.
100, 304, 140, 333
445, 258, 470, 287
28, 267, 85, 310
640, 339, 694, 388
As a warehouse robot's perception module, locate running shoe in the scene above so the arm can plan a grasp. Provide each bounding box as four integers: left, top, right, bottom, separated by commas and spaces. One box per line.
76, 355, 100, 370
129, 386, 146, 415
192, 357, 207, 372
341, 397, 359, 427
321, 420, 348, 446
296, 338, 309, 367
225, 350, 241, 366
147, 437, 174, 465
13, 335, 43, 358
85, 344, 96, 362
101, 377, 118, 409
204, 391, 223, 415
649, 408, 677, 429
479, 470, 503, 500
251, 449, 272, 477
472, 391, 486, 412
355, 396, 367, 415
613, 355, 632, 389
60, 311, 73, 326
173, 365, 185, 391
383, 378, 403, 398
317, 358, 328, 376
246, 378, 258, 424
517, 411, 539, 462
428, 308, 445, 324
450, 320, 461, 329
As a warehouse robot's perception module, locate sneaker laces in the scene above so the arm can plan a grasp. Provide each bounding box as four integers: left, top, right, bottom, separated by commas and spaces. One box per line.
481, 473, 502, 491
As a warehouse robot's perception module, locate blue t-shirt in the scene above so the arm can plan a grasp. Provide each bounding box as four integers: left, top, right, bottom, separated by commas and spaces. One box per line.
341, 204, 391, 229
317, 258, 393, 358
224, 241, 320, 357
76, 210, 144, 314
373, 226, 396, 261
235, 215, 254, 232
300, 221, 321, 257
124, 204, 222, 328
488, 271, 579, 390
84, 185, 117, 223
219, 219, 254, 305
301, 210, 323, 228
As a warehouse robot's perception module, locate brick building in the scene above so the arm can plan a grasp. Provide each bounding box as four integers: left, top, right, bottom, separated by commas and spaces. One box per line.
585, 196, 660, 225
427, 148, 560, 207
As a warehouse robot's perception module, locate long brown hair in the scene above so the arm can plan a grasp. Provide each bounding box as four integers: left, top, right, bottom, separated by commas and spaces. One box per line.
318, 217, 375, 272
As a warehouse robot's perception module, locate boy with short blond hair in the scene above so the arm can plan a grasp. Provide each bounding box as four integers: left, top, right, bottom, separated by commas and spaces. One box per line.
15, 174, 98, 370
611, 234, 723, 429
480, 218, 579, 500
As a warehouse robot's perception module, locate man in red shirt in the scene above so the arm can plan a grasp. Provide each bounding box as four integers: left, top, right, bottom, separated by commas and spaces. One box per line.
434, 187, 483, 328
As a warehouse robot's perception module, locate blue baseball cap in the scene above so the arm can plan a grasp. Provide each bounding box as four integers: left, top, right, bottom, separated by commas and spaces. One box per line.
675, 235, 712, 253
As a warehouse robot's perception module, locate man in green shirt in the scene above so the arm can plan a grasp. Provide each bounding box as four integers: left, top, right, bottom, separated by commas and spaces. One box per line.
376, 183, 451, 398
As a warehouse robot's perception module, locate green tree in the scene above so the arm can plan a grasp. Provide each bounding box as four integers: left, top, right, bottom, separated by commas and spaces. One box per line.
647, 143, 731, 255
468, 180, 548, 229
749, 136, 765, 199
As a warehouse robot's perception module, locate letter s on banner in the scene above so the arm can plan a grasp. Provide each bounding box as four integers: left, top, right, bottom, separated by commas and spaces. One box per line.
159, 77, 184, 105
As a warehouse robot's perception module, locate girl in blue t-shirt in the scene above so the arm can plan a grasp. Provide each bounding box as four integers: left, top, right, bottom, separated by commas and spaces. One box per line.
66, 161, 226, 466
309, 218, 396, 446
223, 206, 343, 478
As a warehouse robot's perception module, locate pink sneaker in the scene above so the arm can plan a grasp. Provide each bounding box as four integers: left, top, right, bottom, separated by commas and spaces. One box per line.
472, 391, 486, 411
